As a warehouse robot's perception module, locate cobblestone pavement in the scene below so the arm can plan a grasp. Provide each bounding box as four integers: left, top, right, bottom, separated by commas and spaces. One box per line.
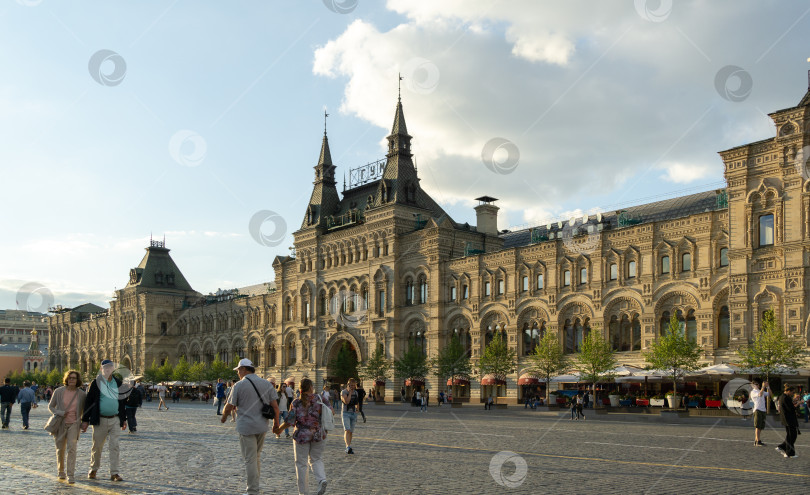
1, 400, 808, 494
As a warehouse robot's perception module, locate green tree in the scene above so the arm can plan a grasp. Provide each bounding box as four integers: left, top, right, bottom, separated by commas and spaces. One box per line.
188, 362, 207, 384
431, 336, 472, 397
393, 344, 430, 384
477, 333, 517, 383
738, 308, 807, 411
172, 356, 191, 383
525, 332, 568, 403
574, 330, 616, 406
46, 368, 63, 387
206, 357, 233, 382
144, 358, 161, 384
360, 344, 391, 385
157, 359, 174, 383
645, 314, 703, 398
328, 342, 359, 385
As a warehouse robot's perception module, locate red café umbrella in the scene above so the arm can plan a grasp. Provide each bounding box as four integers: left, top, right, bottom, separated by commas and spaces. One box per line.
517, 373, 541, 386
404, 377, 425, 387
480, 374, 506, 386
447, 377, 470, 386
373, 379, 386, 387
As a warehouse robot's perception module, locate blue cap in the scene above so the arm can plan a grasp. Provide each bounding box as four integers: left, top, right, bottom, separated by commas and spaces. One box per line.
100, 359, 113, 366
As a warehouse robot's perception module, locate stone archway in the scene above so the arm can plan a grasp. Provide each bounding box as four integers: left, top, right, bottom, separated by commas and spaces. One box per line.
323, 331, 362, 388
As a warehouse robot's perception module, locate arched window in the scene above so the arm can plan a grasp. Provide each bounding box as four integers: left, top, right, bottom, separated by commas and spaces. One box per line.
405, 279, 414, 305
685, 309, 697, 343
287, 340, 296, 366
408, 330, 426, 356
522, 321, 544, 356
521, 276, 528, 292
759, 214, 774, 246
563, 320, 574, 353
268, 344, 277, 367
497, 279, 505, 295
632, 316, 641, 351
484, 281, 491, 296
609, 263, 618, 280
319, 291, 327, 316
718, 306, 730, 348
563, 270, 571, 287
609, 315, 620, 351
719, 248, 729, 267
536, 273, 544, 289
418, 276, 428, 304
682, 253, 691, 271
580, 268, 587, 285
627, 261, 637, 278
573, 319, 590, 352
661, 256, 670, 274
660, 311, 671, 336
452, 327, 472, 357
285, 298, 293, 321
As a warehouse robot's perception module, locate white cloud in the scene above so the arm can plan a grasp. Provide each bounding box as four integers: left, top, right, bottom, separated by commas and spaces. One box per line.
659, 162, 712, 184
314, 1, 798, 221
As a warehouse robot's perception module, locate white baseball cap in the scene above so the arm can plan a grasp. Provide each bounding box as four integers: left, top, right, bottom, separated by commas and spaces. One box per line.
233, 358, 254, 370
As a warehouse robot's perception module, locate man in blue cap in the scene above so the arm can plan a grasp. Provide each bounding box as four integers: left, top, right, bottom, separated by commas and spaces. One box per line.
81, 359, 129, 482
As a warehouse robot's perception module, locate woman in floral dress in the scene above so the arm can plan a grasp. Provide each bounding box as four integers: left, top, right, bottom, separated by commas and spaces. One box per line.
276, 378, 328, 495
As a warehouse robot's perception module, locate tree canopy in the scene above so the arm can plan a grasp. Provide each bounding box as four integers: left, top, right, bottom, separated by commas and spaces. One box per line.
359, 344, 391, 384
477, 334, 516, 380
574, 330, 616, 390
393, 343, 430, 382
738, 308, 807, 382
644, 314, 703, 394
524, 332, 568, 401
432, 336, 473, 383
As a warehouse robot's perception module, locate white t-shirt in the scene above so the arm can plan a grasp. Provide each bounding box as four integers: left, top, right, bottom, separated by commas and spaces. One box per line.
750, 387, 769, 412
322, 390, 330, 402
156, 385, 166, 398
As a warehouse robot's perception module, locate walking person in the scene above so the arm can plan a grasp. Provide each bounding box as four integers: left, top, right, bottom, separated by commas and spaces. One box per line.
802, 389, 810, 424
124, 380, 142, 434
276, 382, 291, 439
357, 384, 367, 423
750, 379, 771, 446
216, 378, 227, 415
48, 370, 86, 484
81, 360, 129, 481
1, 377, 19, 429
400, 387, 406, 403
424, 389, 429, 409
576, 393, 585, 420
775, 385, 800, 458
17, 381, 37, 429
420, 393, 427, 412
276, 378, 328, 495
156, 382, 168, 411
341, 378, 359, 454
220, 358, 280, 495
438, 390, 444, 407
570, 396, 578, 420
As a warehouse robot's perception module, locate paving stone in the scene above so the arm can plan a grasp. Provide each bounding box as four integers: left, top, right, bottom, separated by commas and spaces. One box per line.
0, 401, 807, 494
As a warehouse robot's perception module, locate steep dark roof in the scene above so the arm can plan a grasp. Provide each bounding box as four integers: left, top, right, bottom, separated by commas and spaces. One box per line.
71, 303, 107, 314
501, 190, 724, 250
125, 246, 194, 291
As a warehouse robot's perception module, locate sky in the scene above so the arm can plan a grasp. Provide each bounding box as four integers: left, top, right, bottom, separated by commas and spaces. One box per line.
1, 0, 808, 312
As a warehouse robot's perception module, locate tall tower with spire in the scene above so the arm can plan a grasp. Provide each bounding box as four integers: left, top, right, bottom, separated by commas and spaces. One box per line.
24, 328, 46, 372
302, 112, 341, 229
377, 84, 421, 206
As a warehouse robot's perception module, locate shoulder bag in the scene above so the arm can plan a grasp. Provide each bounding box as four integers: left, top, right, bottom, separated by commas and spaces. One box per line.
44, 391, 77, 434
245, 376, 275, 419
316, 395, 334, 433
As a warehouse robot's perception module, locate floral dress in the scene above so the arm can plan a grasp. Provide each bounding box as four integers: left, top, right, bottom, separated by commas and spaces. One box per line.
287, 394, 324, 444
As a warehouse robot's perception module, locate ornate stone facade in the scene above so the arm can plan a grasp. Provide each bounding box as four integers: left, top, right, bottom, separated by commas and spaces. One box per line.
49, 84, 810, 402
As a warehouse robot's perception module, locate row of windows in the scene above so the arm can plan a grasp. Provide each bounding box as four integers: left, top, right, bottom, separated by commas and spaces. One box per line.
299, 243, 390, 273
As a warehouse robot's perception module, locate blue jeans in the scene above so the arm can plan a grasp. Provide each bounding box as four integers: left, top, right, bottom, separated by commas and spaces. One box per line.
342, 411, 357, 432
280, 411, 290, 436
126, 407, 138, 431
216, 397, 224, 415
20, 402, 32, 427
1, 402, 12, 426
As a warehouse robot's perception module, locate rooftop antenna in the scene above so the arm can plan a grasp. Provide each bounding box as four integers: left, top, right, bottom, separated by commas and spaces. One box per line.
343, 172, 346, 192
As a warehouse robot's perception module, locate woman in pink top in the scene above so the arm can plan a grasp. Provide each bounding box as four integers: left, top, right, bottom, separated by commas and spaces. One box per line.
48, 370, 87, 484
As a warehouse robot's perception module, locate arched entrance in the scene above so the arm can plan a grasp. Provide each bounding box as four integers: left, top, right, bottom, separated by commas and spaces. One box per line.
325, 340, 359, 390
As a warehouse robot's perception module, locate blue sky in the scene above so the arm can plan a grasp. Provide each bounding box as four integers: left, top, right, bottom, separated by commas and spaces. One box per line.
1, 0, 808, 311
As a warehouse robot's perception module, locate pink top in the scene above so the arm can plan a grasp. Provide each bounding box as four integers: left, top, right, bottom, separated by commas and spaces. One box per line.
63, 389, 78, 424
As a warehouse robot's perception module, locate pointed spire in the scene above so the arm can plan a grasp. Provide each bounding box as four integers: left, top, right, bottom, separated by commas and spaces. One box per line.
318, 133, 333, 166
391, 95, 409, 137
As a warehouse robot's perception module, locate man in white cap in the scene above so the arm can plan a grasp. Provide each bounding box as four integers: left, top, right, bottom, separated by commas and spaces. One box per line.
221, 358, 280, 495
81, 359, 129, 482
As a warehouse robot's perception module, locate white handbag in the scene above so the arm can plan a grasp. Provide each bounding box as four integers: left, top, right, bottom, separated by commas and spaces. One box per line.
318, 396, 334, 433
